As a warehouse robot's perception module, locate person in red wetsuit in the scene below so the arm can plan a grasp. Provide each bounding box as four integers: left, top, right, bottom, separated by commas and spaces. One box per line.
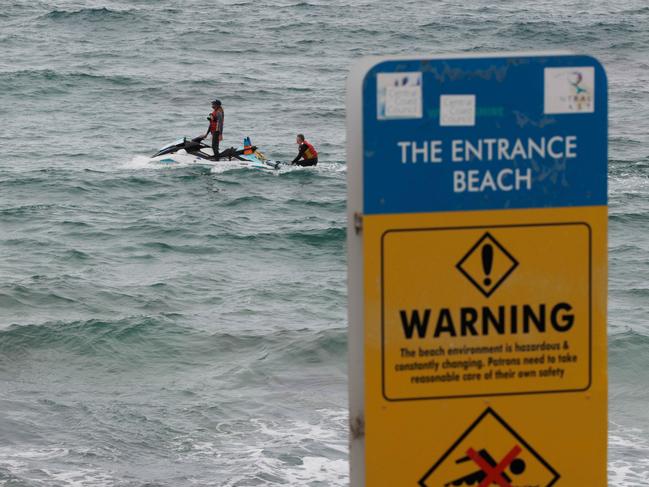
202, 99, 224, 160
291, 134, 318, 166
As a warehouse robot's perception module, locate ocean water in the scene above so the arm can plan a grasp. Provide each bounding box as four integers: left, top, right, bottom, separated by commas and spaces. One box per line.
0, 0, 648, 485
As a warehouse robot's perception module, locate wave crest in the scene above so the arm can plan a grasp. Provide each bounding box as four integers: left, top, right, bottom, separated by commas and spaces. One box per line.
43, 7, 137, 22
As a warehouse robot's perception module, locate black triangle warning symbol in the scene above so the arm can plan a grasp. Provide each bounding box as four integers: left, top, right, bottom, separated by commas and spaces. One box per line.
420, 408, 559, 487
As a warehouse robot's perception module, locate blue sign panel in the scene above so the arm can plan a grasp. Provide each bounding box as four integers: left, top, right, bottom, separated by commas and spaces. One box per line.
362, 54, 607, 215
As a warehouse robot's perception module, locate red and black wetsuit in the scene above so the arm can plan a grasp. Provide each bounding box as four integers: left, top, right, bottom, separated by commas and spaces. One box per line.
292, 140, 318, 166
208, 108, 224, 160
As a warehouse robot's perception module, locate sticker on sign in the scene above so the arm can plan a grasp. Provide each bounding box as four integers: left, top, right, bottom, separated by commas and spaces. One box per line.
440, 94, 476, 126
377, 72, 422, 120
544, 67, 595, 114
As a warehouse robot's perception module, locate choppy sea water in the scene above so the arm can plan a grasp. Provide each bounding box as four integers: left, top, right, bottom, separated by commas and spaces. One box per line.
0, 0, 648, 485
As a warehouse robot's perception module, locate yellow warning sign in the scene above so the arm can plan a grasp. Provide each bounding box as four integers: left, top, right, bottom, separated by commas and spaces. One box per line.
420, 408, 559, 487
361, 206, 607, 486
381, 222, 591, 400
347, 53, 608, 487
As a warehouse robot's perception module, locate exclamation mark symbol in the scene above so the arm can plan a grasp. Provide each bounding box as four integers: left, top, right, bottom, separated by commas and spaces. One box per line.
482, 244, 493, 286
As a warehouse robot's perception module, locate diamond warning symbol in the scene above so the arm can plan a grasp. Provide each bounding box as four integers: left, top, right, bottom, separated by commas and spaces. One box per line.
419, 408, 559, 487
456, 232, 518, 298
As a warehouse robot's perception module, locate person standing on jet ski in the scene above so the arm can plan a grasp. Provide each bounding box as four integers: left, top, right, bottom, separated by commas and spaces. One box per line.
291, 134, 318, 166
202, 100, 224, 160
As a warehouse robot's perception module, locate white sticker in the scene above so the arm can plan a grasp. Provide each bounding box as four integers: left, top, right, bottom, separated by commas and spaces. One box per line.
544, 67, 595, 114
440, 94, 476, 127
377, 72, 423, 120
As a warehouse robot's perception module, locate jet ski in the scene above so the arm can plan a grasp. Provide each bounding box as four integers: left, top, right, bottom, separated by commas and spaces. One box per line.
151, 136, 282, 170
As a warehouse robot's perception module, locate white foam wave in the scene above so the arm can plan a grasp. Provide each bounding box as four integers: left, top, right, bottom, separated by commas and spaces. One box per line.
0, 446, 115, 486
609, 422, 649, 486
47, 468, 115, 487
313, 161, 347, 174
172, 407, 349, 486
609, 172, 649, 196
209, 160, 346, 175
209, 159, 264, 174
122, 153, 212, 171
123, 154, 158, 170
115, 154, 347, 176
281, 456, 348, 485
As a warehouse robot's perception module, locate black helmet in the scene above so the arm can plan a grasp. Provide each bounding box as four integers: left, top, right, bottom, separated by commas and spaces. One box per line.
211, 99, 222, 106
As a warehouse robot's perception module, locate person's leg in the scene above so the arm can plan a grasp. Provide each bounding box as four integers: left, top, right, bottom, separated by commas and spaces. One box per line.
294, 158, 317, 167
212, 132, 220, 160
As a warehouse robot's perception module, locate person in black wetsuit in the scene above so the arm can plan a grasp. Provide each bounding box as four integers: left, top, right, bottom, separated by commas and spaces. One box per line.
202, 99, 224, 160
291, 134, 318, 166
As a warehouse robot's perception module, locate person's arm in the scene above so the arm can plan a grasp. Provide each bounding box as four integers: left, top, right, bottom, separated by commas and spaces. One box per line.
203, 113, 214, 139
216, 111, 224, 134
292, 143, 307, 164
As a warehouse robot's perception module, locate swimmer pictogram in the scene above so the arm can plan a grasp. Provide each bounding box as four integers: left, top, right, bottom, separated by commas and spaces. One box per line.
420, 408, 559, 487
445, 446, 525, 487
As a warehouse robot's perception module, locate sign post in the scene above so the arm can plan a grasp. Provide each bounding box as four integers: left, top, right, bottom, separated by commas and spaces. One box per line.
347, 53, 607, 486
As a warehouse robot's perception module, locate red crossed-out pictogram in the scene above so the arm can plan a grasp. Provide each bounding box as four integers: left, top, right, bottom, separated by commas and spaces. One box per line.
466, 445, 522, 487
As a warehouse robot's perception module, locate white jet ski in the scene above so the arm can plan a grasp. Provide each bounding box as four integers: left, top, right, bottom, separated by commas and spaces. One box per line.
151, 136, 282, 170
